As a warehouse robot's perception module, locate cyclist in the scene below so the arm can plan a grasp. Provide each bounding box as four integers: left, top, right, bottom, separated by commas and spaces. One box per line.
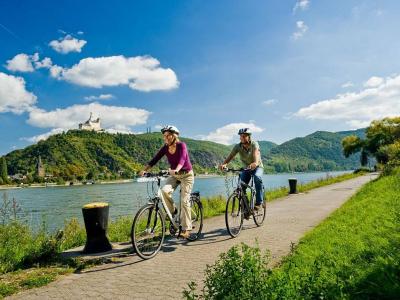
219, 128, 265, 211
139, 125, 194, 239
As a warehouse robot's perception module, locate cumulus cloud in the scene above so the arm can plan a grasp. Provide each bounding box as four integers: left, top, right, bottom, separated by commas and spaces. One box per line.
294, 74, 400, 128
50, 55, 179, 92
5, 53, 52, 72
84, 94, 115, 101
27, 102, 150, 130
262, 99, 277, 106
49, 34, 87, 54
293, 0, 310, 13
0, 72, 37, 114
292, 21, 308, 40
201, 122, 264, 145
363, 76, 384, 88
21, 128, 65, 143
6, 53, 35, 72
341, 81, 354, 88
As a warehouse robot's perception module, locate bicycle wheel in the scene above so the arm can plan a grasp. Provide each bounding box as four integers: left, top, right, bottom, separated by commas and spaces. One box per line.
186, 197, 203, 241
225, 192, 243, 237
131, 204, 165, 260
253, 202, 266, 226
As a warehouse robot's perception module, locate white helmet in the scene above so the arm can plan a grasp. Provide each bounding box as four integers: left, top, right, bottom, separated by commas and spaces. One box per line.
238, 128, 252, 135
161, 125, 180, 135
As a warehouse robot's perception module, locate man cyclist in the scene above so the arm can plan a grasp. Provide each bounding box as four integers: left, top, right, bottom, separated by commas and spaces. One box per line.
219, 128, 265, 211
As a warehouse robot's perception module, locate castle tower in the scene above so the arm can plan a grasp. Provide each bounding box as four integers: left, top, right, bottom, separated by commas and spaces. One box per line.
36, 155, 45, 178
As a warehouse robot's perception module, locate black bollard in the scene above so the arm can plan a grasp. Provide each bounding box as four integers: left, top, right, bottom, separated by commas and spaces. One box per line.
82, 202, 112, 254
288, 178, 297, 194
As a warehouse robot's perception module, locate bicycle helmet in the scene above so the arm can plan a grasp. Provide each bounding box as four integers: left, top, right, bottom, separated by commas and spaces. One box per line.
238, 128, 252, 135
161, 125, 180, 135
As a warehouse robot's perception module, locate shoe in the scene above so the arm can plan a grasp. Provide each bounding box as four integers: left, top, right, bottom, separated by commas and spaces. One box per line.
178, 230, 190, 239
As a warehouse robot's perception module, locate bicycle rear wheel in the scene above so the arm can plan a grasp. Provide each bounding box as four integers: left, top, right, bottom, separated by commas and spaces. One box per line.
253, 202, 266, 226
131, 204, 165, 260
225, 192, 243, 237
186, 196, 203, 241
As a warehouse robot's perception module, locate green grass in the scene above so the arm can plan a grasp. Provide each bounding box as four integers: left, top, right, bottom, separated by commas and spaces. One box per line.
184, 171, 399, 299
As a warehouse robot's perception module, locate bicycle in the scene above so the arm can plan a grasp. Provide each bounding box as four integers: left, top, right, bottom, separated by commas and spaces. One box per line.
131, 170, 203, 259
224, 168, 266, 237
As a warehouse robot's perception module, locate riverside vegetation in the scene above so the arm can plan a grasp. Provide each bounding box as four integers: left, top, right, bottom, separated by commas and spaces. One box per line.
0, 171, 364, 298
183, 116, 400, 299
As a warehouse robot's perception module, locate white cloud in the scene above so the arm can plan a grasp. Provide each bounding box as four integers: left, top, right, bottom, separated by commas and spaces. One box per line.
201, 122, 264, 145
84, 94, 115, 101
262, 99, 277, 106
5, 53, 52, 72
294, 74, 400, 128
22, 128, 65, 143
49, 34, 87, 54
50, 55, 179, 92
27, 102, 150, 131
363, 76, 384, 88
35, 57, 53, 69
341, 81, 354, 88
0, 72, 37, 114
292, 21, 308, 40
6, 53, 35, 72
293, 0, 310, 13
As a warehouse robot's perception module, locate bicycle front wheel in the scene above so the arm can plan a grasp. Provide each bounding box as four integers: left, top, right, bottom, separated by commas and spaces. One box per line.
187, 197, 203, 241
225, 192, 243, 238
131, 204, 165, 260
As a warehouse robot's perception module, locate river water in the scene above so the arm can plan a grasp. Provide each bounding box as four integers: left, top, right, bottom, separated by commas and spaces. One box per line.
1, 171, 351, 231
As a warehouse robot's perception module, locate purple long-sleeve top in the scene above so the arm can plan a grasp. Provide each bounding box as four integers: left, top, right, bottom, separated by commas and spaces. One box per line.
148, 142, 193, 171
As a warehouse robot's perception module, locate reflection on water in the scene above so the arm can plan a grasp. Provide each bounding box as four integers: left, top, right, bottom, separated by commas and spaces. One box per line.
3, 171, 351, 231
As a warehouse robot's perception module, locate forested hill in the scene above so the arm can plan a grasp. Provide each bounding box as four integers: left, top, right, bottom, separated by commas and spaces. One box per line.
261, 129, 365, 172
2, 128, 365, 181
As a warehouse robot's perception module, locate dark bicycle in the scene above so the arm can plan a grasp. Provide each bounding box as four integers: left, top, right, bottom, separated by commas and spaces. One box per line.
131, 170, 203, 259
224, 168, 266, 237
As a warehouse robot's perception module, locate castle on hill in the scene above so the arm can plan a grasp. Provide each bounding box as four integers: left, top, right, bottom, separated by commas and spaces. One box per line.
79, 113, 104, 132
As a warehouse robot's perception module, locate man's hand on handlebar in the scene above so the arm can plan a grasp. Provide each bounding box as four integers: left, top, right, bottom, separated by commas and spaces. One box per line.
248, 162, 257, 170
219, 163, 227, 171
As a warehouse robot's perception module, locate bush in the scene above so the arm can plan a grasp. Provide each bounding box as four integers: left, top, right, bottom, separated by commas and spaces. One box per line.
0, 222, 59, 274
184, 243, 271, 300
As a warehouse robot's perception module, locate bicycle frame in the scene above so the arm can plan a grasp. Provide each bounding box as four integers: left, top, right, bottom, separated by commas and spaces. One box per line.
234, 171, 257, 212
147, 175, 180, 230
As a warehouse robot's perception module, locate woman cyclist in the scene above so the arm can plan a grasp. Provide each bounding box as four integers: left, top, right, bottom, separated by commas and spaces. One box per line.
139, 125, 194, 239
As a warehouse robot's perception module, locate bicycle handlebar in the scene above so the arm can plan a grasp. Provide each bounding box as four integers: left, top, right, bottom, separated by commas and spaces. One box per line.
143, 170, 169, 177
222, 167, 250, 173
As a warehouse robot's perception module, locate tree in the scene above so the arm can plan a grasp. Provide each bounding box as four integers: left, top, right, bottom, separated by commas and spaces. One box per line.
0, 157, 8, 184
342, 117, 400, 167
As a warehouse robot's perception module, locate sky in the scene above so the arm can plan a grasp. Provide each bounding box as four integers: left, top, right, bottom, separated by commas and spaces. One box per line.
1, 0, 400, 155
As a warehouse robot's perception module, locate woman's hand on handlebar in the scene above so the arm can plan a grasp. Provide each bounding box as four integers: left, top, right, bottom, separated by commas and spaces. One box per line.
139, 170, 147, 177
219, 163, 227, 171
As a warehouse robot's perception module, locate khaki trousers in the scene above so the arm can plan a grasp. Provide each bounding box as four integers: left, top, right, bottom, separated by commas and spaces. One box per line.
160, 170, 194, 230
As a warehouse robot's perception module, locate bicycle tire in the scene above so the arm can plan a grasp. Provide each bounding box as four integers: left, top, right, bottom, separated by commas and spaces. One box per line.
131, 204, 165, 260
186, 197, 203, 241
225, 192, 243, 238
253, 202, 266, 226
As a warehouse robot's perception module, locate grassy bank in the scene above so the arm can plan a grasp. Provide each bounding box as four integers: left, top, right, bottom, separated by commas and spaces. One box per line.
0, 171, 367, 298
184, 171, 399, 299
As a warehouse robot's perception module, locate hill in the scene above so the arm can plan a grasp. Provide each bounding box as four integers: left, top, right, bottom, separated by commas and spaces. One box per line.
1, 128, 365, 182
262, 129, 365, 172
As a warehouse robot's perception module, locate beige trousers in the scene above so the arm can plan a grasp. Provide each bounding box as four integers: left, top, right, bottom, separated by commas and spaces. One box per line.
160, 170, 194, 230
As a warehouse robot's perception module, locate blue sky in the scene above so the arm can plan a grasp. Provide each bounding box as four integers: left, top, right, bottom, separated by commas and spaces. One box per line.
1, 0, 400, 155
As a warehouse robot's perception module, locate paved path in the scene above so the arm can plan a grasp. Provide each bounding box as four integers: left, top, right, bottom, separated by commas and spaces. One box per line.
9, 174, 377, 300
